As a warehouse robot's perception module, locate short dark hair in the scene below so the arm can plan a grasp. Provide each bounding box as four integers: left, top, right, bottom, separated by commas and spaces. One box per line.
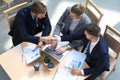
85, 23, 101, 37
71, 4, 84, 17
31, 1, 47, 15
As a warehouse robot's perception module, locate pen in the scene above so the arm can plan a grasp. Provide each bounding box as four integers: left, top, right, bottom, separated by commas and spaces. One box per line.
32, 46, 37, 52
21, 53, 23, 62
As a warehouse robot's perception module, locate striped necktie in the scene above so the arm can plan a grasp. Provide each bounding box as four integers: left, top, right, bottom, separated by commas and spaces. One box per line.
34, 17, 38, 27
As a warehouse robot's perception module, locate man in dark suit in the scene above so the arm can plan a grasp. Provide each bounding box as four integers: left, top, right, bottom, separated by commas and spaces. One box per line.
70, 23, 110, 80
9, 1, 51, 46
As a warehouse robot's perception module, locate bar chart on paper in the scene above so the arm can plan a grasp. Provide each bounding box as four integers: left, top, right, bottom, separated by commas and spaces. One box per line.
65, 50, 86, 69
23, 45, 40, 64
53, 50, 86, 80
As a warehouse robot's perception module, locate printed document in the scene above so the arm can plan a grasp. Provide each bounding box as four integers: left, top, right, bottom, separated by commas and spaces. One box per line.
65, 50, 86, 69
23, 45, 40, 64
53, 50, 86, 80
53, 68, 78, 80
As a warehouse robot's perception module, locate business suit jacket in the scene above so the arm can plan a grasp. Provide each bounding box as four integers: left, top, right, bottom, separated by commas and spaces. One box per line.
53, 7, 91, 49
61, 34, 110, 80
9, 5, 51, 46
83, 35, 110, 80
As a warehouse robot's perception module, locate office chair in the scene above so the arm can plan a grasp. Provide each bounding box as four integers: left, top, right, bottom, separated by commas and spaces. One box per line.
99, 25, 120, 80
84, 0, 103, 25
3, 2, 28, 29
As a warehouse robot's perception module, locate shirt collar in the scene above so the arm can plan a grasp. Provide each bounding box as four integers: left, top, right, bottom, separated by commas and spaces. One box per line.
31, 12, 36, 20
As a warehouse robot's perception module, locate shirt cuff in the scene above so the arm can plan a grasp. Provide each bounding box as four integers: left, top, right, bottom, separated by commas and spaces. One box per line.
66, 45, 71, 49
81, 69, 84, 75
54, 35, 61, 42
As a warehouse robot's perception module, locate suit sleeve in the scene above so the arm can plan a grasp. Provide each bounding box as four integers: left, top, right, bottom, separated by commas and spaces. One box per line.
15, 11, 40, 44
61, 28, 85, 41
84, 52, 109, 75
41, 12, 51, 36
53, 7, 70, 36
60, 13, 92, 41
68, 19, 90, 48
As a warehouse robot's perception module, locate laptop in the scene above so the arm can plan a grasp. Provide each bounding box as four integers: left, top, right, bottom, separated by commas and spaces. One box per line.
42, 41, 69, 62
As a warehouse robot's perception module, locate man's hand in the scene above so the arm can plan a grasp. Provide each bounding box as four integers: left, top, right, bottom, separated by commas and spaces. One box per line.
40, 36, 52, 44
49, 36, 58, 42
71, 68, 83, 76
37, 41, 43, 48
56, 46, 68, 54
50, 40, 58, 50
40, 36, 58, 44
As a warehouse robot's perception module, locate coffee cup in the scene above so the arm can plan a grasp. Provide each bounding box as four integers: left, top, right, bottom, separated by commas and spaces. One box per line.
48, 62, 54, 71
33, 61, 40, 71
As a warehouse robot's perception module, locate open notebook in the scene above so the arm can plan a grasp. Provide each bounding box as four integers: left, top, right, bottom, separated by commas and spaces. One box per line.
42, 41, 69, 62
23, 45, 40, 64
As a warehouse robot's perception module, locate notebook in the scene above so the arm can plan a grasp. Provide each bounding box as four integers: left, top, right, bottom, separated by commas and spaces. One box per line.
0, 64, 11, 80
23, 45, 40, 64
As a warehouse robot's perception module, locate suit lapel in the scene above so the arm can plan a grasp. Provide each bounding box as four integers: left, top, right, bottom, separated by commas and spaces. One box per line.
90, 41, 99, 56
62, 17, 72, 34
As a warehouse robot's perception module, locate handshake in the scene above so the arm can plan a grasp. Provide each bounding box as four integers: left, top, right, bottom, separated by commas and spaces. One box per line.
38, 35, 69, 54
40, 35, 58, 44
36, 36, 58, 50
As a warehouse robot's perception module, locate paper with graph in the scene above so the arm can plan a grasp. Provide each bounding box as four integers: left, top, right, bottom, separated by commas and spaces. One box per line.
23, 45, 40, 64
65, 50, 86, 69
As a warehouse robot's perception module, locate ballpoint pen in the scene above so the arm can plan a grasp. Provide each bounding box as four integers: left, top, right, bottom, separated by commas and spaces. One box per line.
21, 53, 23, 62
32, 46, 37, 52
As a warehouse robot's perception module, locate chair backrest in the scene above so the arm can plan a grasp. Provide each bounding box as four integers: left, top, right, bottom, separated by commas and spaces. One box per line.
85, 0, 103, 25
99, 25, 120, 80
3, 2, 28, 29
104, 25, 120, 59
3, 0, 13, 4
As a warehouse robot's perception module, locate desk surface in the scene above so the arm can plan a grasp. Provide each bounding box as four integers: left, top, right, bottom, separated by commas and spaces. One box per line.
0, 42, 88, 80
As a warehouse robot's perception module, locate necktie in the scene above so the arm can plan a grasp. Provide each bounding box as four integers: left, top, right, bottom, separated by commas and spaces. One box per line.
34, 17, 38, 27
83, 41, 91, 54
87, 42, 91, 53
85, 42, 91, 63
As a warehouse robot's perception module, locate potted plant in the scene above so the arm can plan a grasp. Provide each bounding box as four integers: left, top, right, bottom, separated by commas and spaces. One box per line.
42, 54, 51, 65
